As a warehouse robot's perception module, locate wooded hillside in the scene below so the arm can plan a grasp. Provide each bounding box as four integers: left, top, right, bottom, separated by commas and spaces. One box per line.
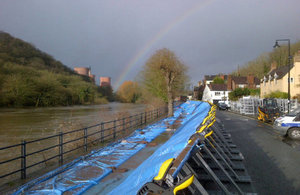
232, 41, 300, 78
0, 32, 101, 107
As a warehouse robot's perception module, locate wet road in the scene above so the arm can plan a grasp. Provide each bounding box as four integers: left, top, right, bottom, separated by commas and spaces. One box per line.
218, 111, 300, 194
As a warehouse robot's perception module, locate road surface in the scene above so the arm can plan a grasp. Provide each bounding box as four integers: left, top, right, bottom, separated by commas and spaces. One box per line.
217, 111, 300, 194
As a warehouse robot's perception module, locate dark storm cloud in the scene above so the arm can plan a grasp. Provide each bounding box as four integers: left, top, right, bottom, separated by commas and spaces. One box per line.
0, 0, 300, 89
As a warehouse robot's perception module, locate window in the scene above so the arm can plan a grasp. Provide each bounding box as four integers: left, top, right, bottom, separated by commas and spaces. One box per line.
215, 92, 221, 96
291, 78, 294, 83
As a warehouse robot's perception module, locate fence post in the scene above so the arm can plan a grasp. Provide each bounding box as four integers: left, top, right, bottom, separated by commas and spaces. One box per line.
123, 118, 125, 133
101, 122, 104, 143
21, 140, 26, 179
130, 116, 132, 129
59, 132, 63, 165
84, 128, 88, 152
140, 113, 143, 125
157, 109, 159, 118
113, 120, 116, 139
145, 112, 147, 124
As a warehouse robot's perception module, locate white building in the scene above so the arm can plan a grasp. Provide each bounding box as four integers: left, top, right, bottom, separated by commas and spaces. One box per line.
202, 84, 231, 105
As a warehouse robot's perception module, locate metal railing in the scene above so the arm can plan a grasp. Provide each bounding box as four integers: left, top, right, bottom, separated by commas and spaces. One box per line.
0, 107, 167, 184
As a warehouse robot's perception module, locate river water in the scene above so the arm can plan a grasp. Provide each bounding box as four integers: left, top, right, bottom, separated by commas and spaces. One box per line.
0, 103, 146, 147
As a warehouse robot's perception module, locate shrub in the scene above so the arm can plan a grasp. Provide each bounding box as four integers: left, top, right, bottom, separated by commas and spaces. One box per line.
229, 88, 251, 101
266, 91, 288, 99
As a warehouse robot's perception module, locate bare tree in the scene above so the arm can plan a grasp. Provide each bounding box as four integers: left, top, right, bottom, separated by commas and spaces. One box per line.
141, 48, 188, 117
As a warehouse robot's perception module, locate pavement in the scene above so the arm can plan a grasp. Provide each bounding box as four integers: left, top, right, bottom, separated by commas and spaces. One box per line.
217, 110, 300, 194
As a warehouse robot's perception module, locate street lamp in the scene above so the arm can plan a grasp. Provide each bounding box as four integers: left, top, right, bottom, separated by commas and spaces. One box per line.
273, 39, 291, 113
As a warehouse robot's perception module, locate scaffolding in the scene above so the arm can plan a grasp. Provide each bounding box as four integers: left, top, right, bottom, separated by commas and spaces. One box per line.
229, 97, 298, 115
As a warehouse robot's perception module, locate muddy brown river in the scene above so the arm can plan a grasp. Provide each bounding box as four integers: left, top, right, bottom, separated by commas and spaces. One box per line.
0, 103, 146, 148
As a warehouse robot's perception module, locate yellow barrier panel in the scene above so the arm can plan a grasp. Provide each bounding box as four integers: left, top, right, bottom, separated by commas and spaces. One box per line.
173, 175, 195, 195
204, 130, 213, 138
207, 120, 215, 129
197, 125, 207, 133
154, 158, 174, 181
201, 115, 210, 125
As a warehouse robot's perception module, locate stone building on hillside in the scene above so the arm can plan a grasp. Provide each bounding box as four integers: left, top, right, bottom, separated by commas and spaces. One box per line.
100, 77, 111, 87
74, 67, 95, 84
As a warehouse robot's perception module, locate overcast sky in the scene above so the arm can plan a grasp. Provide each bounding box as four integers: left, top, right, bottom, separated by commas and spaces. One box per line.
1, 0, 300, 89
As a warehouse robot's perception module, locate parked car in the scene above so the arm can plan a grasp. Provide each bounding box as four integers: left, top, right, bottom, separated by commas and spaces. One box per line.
273, 108, 300, 140
217, 102, 228, 111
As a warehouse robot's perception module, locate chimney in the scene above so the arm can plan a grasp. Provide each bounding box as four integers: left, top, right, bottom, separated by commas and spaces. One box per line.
198, 81, 202, 86
247, 74, 254, 89
269, 62, 277, 73
227, 75, 232, 91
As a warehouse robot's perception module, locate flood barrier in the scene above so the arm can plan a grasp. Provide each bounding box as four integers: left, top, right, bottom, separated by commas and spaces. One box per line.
112, 103, 255, 194
109, 102, 211, 194
12, 101, 206, 194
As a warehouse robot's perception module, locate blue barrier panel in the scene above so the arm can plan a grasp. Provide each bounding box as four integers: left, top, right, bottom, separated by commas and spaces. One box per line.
108, 101, 210, 194
13, 101, 205, 195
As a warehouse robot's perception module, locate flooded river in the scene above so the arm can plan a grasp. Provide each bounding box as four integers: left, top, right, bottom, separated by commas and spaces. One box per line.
0, 103, 146, 147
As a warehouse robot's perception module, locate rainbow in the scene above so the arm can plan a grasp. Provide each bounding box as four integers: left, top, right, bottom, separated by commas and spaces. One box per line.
114, 0, 213, 89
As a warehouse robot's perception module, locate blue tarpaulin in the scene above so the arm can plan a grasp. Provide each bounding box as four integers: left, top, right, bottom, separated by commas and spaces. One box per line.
108, 101, 210, 194
14, 101, 209, 195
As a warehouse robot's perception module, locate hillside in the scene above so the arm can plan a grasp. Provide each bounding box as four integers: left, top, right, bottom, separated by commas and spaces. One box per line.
232, 40, 300, 78
0, 31, 101, 107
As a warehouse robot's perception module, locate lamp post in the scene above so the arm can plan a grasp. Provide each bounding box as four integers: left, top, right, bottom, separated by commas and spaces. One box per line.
273, 39, 291, 113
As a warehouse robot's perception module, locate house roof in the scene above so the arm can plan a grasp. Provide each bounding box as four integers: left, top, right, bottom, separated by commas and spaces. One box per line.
254, 77, 260, 85
262, 65, 291, 82
267, 65, 290, 80
231, 76, 260, 85
208, 84, 228, 91
232, 76, 247, 84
